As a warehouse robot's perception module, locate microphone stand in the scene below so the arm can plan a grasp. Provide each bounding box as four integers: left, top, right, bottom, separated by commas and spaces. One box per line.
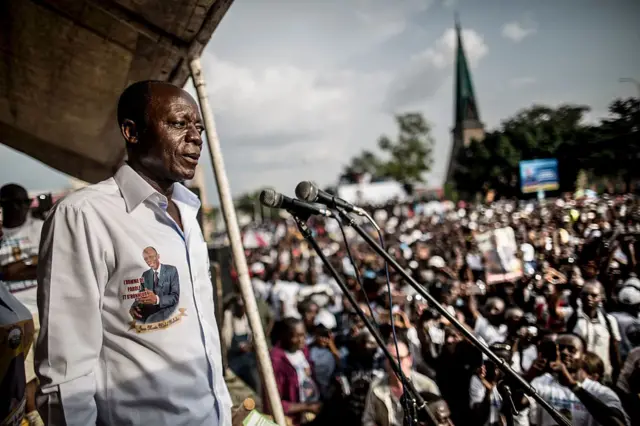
291, 215, 436, 426
336, 208, 572, 426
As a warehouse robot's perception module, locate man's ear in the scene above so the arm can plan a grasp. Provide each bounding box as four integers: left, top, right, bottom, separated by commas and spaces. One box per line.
121, 119, 139, 144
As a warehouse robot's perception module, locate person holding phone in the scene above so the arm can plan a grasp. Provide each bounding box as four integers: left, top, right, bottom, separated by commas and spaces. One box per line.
527, 333, 629, 426
469, 343, 530, 426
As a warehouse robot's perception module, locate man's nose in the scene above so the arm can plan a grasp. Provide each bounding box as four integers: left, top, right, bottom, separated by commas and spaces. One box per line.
186, 125, 203, 146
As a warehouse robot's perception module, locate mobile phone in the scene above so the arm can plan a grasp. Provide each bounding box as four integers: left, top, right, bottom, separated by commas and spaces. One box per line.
539, 340, 557, 362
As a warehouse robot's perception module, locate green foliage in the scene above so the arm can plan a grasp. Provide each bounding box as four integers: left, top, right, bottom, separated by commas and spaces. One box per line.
452, 98, 640, 199
340, 113, 434, 185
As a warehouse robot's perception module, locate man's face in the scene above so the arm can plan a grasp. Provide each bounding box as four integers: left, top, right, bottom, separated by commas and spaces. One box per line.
386, 341, 412, 378
557, 334, 583, 371
143, 249, 160, 269
581, 282, 602, 312
428, 400, 454, 426
486, 298, 505, 325
134, 85, 204, 182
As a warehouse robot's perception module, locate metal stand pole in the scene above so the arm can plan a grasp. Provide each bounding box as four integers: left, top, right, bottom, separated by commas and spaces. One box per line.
189, 57, 287, 426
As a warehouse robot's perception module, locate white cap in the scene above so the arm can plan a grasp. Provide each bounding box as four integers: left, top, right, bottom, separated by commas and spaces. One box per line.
250, 263, 265, 274
314, 310, 337, 329
428, 256, 445, 269
619, 286, 640, 305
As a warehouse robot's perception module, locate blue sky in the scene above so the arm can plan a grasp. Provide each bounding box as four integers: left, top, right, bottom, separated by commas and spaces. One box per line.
1, 0, 639, 201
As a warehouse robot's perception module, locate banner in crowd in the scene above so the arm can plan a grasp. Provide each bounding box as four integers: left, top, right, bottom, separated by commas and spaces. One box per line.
475, 227, 523, 284
519, 158, 559, 193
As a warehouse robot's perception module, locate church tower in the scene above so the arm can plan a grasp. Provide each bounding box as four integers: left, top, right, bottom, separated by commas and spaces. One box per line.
445, 15, 485, 183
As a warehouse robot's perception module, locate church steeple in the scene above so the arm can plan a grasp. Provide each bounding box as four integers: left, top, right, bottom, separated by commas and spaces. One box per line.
454, 13, 481, 127
446, 14, 485, 184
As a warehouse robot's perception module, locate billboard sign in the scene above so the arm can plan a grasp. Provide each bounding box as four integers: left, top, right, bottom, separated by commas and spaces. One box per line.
519, 159, 559, 193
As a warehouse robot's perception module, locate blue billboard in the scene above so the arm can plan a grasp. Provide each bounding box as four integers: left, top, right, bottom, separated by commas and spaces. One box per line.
519, 159, 559, 193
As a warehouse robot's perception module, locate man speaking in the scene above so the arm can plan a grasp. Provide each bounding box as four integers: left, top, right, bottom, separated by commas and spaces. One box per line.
35, 81, 231, 425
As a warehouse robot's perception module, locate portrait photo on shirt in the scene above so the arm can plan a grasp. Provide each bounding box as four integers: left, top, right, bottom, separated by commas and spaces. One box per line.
128, 246, 181, 325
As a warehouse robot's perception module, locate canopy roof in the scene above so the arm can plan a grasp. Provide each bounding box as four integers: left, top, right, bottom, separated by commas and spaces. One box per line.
0, 0, 233, 183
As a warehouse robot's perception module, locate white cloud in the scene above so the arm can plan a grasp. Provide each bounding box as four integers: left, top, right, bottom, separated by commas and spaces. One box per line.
442, 0, 458, 8
385, 27, 489, 108
198, 51, 391, 194
355, 0, 433, 41
508, 76, 537, 89
501, 19, 537, 43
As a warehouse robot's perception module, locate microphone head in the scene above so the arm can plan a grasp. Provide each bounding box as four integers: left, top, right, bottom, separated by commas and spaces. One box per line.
295, 181, 319, 202
259, 188, 282, 208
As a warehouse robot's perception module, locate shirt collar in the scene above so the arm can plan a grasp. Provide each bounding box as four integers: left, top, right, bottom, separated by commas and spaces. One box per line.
114, 164, 201, 213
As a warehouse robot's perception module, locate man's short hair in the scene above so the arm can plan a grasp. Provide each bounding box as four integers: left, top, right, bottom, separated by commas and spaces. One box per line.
0, 183, 28, 202
143, 246, 158, 255
117, 80, 166, 128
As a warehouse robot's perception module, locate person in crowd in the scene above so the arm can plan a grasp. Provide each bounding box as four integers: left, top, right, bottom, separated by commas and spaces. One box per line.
582, 351, 605, 383
299, 299, 320, 345
470, 342, 530, 426
528, 333, 629, 425
251, 262, 271, 301
418, 391, 455, 426
0, 214, 36, 426
470, 296, 508, 346
566, 281, 622, 383
0, 184, 44, 426
222, 294, 260, 391
616, 346, 640, 425
362, 339, 440, 426
504, 307, 539, 375
35, 81, 231, 425
331, 329, 385, 424
611, 282, 640, 360
308, 325, 341, 400
267, 317, 322, 426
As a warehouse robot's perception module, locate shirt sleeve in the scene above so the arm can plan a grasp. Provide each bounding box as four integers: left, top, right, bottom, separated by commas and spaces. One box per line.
581, 378, 631, 425
469, 375, 486, 406
607, 314, 622, 341
35, 203, 106, 426
361, 384, 379, 426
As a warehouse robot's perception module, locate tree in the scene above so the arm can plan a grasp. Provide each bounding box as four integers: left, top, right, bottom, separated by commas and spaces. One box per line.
453, 103, 594, 198
339, 112, 434, 186
339, 150, 383, 184
377, 113, 434, 184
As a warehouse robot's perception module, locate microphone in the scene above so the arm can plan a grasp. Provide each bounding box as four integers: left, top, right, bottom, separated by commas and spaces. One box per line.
259, 188, 333, 218
295, 181, 365, 216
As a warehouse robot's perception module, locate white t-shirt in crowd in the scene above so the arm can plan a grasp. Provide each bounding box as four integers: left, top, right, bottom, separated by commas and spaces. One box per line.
567, 308, 622, 379
285, 350, 319, 403
271, 280, 301, 320
512, 345, 538, 375
469, 375, 530, 426
530, 374, 629, 426
0, 215, 44, 314
474, 315, 508, 346
251, 277, 271, 301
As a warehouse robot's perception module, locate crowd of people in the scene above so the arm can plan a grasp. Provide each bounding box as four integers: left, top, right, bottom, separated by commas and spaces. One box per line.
222, 192, 640, 426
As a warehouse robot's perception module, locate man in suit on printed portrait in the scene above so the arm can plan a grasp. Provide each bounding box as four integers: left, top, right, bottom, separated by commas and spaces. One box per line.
130, 246, 180, 323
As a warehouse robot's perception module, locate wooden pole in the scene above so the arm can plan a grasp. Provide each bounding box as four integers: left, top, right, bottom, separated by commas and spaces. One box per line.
189, 57, 287, 426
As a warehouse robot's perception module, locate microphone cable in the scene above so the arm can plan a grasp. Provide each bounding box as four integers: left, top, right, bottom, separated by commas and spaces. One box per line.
335, 216, 378, 321
354, 210, 416, 424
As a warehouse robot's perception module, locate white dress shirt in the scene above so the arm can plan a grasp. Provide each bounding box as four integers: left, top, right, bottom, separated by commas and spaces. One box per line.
36, 164, 231, 426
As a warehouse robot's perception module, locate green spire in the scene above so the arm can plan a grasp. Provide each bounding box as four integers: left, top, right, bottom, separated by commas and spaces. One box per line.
454, 15, 481, 127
